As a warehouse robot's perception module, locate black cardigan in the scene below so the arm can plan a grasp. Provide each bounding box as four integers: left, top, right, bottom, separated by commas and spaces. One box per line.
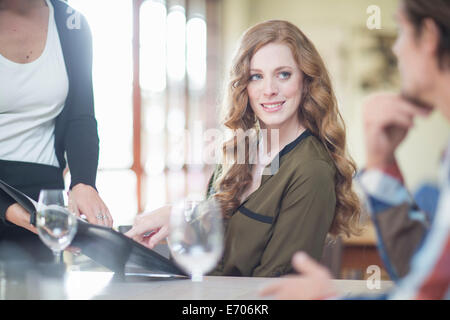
0, 0, 99, 225
53, 0, 99, 188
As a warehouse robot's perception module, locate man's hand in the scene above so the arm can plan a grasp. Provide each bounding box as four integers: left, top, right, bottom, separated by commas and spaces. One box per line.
259, 252, 337, 300
68, 183, 113, 227
363, 93, 431, 170
5, 203, 37, 234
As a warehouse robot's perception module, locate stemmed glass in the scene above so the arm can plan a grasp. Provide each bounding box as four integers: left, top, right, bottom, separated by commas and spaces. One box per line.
168, 198, 224, 282
36, 189, 78, 264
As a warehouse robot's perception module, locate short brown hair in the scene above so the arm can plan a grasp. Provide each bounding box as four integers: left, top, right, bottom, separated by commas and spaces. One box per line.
402, 0, 450, 69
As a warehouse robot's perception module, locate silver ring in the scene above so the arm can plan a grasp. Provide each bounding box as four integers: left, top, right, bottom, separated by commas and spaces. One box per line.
96, 214, 104, 219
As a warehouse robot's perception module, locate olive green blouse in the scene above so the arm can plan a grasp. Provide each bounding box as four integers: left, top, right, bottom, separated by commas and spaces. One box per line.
207, 130, 337, 277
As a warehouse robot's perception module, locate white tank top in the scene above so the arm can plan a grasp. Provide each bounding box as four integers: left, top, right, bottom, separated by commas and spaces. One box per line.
0, 0, 69, 167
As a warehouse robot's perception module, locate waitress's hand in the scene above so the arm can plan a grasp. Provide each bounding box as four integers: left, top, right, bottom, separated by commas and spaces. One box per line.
68, 183, 113, 227
5, 203, 37, 234
125, 205, 172, 249
5, 202, 81, 256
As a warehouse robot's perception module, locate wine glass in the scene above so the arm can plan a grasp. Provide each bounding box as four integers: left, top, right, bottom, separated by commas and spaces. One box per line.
168, 198, 223, 282
36, 189, 78, 264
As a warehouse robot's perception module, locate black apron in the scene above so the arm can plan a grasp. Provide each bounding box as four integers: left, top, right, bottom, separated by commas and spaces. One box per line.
0, 160, 64, 262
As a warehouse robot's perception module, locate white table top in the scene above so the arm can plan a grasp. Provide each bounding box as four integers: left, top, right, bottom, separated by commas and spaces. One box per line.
64, 271, 393, 300
1, 251, 394, 300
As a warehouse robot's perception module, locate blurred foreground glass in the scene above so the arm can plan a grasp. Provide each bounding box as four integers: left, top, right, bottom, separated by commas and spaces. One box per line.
36, 190, 78, 263
168, 198, 223, 282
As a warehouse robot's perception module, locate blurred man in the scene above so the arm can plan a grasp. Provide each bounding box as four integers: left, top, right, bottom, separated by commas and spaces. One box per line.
261, 0, 450, 299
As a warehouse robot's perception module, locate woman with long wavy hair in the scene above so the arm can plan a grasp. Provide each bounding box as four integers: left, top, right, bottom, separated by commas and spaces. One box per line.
126, 20, 361, 277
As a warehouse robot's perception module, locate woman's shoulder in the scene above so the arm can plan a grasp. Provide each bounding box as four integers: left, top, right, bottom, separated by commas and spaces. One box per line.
277, 135, 336, 188
50, 0, 77, 16
288, 134, 335, 170
279, 136, 336, 197
51, 0, 78, 12
51, 0, 91, 32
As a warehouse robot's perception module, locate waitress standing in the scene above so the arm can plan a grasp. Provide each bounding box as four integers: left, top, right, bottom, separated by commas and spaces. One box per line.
0, 0, 112, 261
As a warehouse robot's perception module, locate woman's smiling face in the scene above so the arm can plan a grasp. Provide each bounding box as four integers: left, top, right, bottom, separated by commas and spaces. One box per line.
247, 42, 304, 130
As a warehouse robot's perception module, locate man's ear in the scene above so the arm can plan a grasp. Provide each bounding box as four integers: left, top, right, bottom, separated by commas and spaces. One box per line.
420, 18, 440, 57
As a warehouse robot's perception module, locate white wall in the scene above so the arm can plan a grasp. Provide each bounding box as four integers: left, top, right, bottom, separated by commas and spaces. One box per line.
220, 0, 450, 190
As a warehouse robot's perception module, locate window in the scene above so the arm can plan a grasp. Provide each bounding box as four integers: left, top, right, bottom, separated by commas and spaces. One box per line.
68, 0, 221, 226
139, 0, 214, 212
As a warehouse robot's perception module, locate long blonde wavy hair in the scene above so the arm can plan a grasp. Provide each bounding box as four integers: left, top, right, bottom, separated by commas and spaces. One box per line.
212, 20, 361, 237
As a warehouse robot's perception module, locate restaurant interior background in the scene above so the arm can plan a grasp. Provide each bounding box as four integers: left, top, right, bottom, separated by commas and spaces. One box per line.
65, 0, 450, 280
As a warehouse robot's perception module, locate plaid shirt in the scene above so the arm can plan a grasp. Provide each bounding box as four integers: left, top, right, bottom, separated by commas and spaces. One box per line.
358, 141, 450, 300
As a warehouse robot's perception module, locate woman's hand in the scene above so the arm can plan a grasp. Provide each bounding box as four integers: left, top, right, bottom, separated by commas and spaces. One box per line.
68, 183, 113, 227
125, 205, 172, 249
259, 252, 337, 300
5, 203, 81, 255
5, 203, 38, 234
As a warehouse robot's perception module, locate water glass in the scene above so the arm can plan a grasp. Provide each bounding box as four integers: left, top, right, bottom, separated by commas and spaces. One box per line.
168, 198, 223, 282
36, 189, 78, 263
